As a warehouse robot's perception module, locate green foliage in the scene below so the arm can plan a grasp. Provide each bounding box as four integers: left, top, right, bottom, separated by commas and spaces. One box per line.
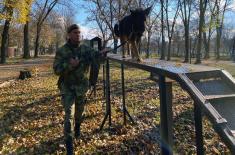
0, 0, 34, 23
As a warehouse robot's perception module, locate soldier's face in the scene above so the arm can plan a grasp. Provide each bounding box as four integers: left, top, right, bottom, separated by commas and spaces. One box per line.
68, 29, 80, 44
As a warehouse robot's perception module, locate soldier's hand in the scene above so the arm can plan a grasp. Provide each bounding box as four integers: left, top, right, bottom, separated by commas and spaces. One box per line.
69, 58, 79, 67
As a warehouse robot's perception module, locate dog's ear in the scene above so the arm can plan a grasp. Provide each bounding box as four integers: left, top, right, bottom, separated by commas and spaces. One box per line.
144, 6, 152, 16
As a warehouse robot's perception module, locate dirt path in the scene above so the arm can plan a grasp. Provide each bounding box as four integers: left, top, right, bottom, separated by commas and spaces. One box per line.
1, 55, 234, 83
0, 55, 54, 83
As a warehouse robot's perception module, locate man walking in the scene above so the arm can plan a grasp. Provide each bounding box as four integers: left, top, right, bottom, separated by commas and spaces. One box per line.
53, 24, 105, 155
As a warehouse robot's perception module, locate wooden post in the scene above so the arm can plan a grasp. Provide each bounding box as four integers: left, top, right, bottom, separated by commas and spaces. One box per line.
194, 101, 204, 155
159, 75, 173, 155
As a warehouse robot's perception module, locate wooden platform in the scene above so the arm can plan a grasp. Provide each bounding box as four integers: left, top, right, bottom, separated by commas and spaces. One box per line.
107, 54, 235, 153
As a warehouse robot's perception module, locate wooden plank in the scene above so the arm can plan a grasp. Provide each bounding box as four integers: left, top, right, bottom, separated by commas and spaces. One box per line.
186, 70, 222, 81
149, 72, 175, 83
221, 70, 235, 90
194, 80, 235, 96
108, 54, 218, 80
231, 130, 235, 137
205, 94, 235, 100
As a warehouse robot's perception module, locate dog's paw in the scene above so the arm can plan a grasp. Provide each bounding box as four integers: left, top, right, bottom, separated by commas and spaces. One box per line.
136, 57, 143, 62
122, 55, 127, 58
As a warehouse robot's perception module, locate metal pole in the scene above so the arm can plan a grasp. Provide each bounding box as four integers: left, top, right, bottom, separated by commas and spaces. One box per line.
121, 63, 127, 124
100, 59, 111, 130
121, 63, 135, 125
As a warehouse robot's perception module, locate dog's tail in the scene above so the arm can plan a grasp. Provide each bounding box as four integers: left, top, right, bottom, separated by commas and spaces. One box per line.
114, 24, 120, 37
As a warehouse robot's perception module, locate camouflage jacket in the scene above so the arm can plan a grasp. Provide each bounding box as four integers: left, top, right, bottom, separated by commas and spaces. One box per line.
53, 42, 103, 89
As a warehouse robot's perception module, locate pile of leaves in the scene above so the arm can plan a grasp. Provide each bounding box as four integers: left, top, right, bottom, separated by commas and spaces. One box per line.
0, 62, 230, 154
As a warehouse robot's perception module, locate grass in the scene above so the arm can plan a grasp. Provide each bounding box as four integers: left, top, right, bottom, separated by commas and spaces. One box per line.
0, 55, 233, 154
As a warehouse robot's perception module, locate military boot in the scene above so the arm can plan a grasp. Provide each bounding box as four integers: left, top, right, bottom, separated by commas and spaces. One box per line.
65, 137, 74, 155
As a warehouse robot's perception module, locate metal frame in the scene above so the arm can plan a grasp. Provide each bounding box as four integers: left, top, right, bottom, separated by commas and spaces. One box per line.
100, 59, 111, 130
121, 63, 135, 125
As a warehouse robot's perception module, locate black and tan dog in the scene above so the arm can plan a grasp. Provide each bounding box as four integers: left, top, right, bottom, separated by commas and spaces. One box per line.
114, 6, 152, 62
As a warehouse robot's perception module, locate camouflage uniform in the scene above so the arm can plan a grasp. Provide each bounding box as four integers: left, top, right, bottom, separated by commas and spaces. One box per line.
53, 41, 102, 154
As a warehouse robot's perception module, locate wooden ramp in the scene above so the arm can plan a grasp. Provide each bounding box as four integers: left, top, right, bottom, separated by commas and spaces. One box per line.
179, 70, 235, 152
105, 54, 235, 154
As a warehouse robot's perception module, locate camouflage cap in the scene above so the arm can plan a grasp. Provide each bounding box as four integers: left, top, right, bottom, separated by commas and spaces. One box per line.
67, 24, 80, 33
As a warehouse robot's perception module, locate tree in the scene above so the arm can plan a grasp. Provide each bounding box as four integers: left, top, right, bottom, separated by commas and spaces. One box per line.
1, 0, 14, 63
195, 0, 208, 64
32, 0, 58, 58
145, 10, 159, 58
23, 0, 34, 59
232, 36, 235, 62
160, 0, 166, 60
165, 0, 180, 60
179, 0, 193, 62
135, 0, 157, 58
203, 0, 216, 59
47, 8, 76, 51
214, 0, 230, 60
0, 0, 31, 63
83, 0, 134, 53
84, 2, 111, 48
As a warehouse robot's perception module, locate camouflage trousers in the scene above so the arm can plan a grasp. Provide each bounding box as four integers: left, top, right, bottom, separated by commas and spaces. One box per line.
60, 83, 89, 144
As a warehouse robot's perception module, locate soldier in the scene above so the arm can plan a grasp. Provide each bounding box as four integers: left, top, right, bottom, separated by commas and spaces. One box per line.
53, 24, 106, 155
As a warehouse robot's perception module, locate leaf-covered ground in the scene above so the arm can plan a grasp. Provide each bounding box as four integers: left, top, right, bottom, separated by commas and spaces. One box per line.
0, 60, 231, 154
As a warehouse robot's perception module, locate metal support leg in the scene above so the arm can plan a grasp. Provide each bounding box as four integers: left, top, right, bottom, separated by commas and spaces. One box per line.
194, 102, 204, 155
121, 63, 134, 125
100, 59, 111, 130
159, 76, 173, 155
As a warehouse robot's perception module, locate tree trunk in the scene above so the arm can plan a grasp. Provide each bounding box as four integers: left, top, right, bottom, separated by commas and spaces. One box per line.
192, 38, 197, 58
167, 38, 172, 60
232, 36, 235, 62
157, 39, 160, 55
23, 21, 30, 59
195, 0, 206, 64
203, 32, 209, 59
34, 25, 41, 58
184, 23, 189, 62
146, 31, 151, 58
160, 0, 165, 60
1, 20, 10, 64
216, 26, 222, 60
114, 38, 118, 54
215, 2, 221, 60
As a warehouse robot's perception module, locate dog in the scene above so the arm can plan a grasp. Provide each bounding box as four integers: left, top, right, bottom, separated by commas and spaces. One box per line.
114, 6, 152, 62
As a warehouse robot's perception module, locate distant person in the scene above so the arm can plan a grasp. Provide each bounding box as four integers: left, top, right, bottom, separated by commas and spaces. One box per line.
53, 24, 106, 155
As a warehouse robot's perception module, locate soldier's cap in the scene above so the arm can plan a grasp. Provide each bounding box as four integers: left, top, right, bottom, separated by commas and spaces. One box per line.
67, 24, 80, 33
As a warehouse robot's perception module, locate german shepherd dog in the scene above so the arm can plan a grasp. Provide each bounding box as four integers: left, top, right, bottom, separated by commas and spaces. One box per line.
114, 6, 152, 62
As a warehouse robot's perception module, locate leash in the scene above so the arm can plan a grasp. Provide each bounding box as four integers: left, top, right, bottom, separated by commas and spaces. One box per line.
85, 40, 128, 103
101, 40, 128, 55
